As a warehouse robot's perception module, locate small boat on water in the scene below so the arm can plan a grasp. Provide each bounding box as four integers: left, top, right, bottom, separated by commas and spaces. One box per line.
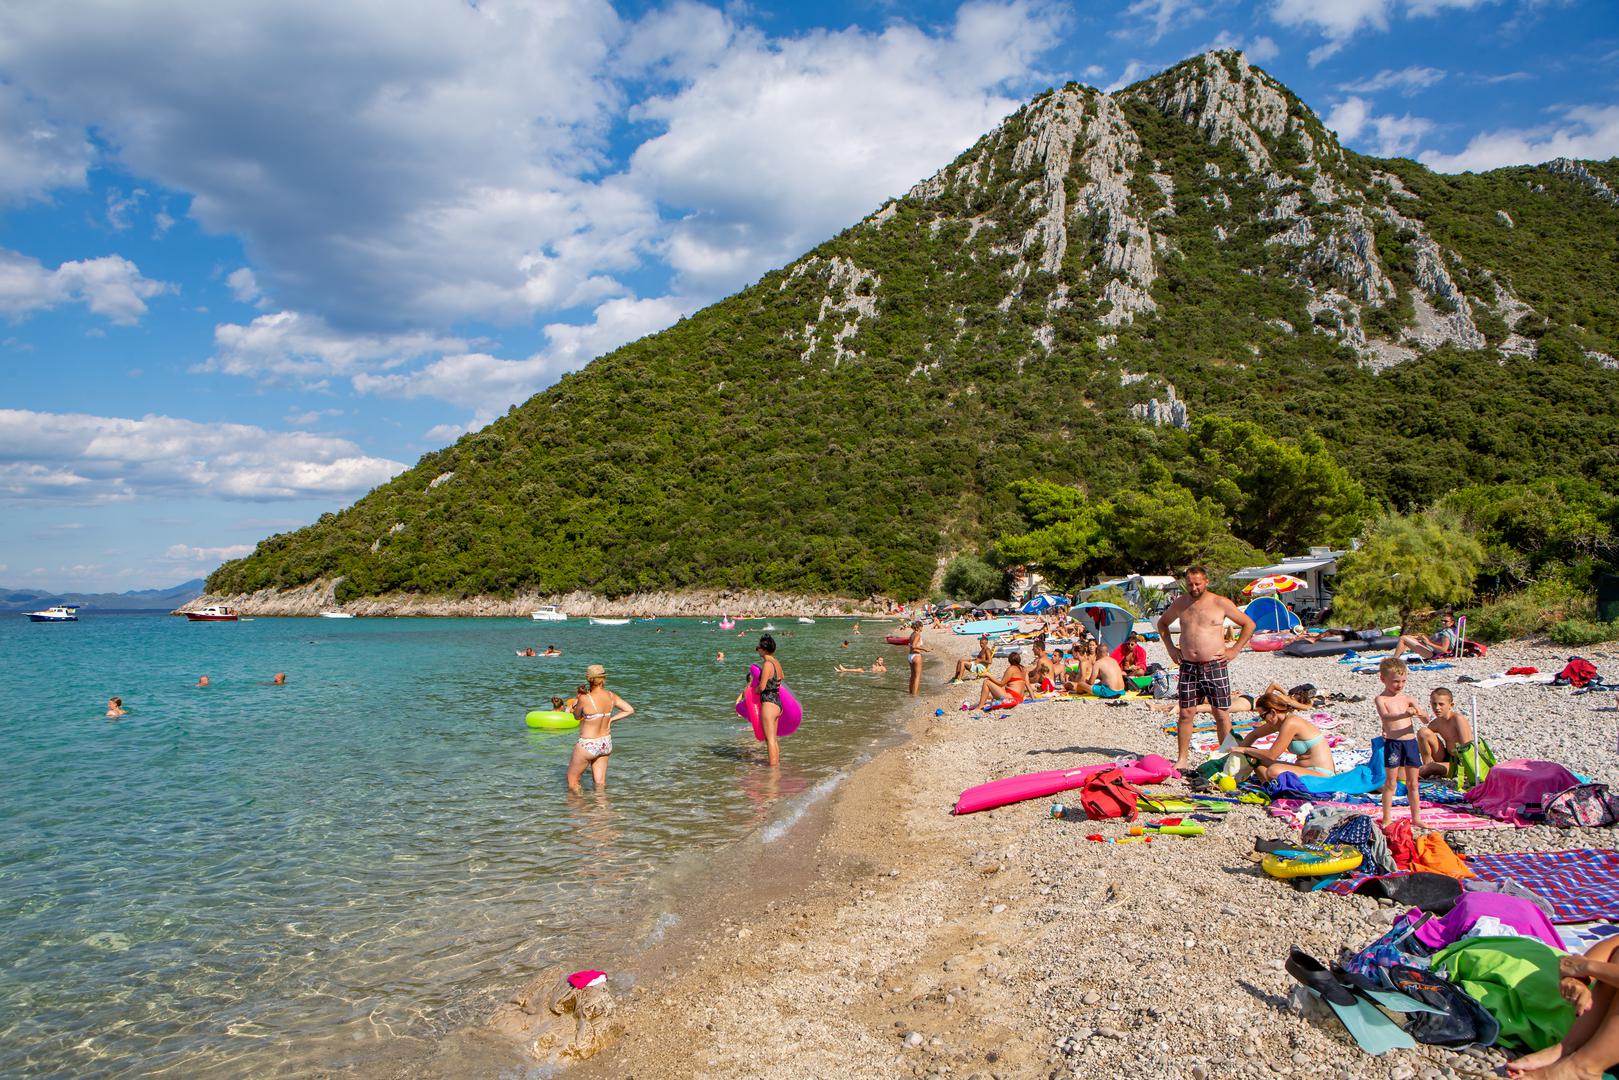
589, 617, 631, 626
797, 616, 815, 624
185, 605, 239, 622
531, 605, 567, 622
318, 611, 354, 619
24, 604, 79, 622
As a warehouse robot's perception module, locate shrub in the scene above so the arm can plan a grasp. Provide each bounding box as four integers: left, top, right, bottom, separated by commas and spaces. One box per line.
1547, 618, 1619, 647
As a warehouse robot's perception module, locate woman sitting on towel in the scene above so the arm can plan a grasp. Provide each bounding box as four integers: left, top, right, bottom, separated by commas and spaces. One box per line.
975, 652, 1031, 709
1232, 687, 1334, 780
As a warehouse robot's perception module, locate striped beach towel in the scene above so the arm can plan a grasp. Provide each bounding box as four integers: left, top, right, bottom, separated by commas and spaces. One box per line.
1464, 850, 1619, 923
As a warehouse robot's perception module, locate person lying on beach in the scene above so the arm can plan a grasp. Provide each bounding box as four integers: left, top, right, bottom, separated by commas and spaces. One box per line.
975, 653, 1030, 709
1147, 682, 1321, 715
567, 664, 634, 793
1232, 688, 1334, 779
952, 635, 995, 682
1417, 686, 1472, 778
1395, 612, 1459, 660
1507, 934, 1619, 1078
106, 696, 125, 718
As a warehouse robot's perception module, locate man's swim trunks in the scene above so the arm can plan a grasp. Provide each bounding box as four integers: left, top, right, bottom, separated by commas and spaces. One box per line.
1178, 658, 1232, 710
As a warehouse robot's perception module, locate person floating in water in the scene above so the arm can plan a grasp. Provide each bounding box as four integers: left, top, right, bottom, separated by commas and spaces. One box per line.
715, 651, 726, 663
196, 675, 209, 688
543, 645, 561, 656
106, 696, 125, 718
272, 672, 286, 685
835, 655, 888, 674
566, 664, 634, 794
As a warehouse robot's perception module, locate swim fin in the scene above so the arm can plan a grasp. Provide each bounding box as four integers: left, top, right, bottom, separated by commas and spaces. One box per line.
1335, 966, 1447, 1016
1285, 949, 1415, 1055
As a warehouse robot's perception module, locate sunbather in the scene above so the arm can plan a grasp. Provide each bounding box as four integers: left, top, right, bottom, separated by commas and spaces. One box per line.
1396, 612, 1459, 660
975, 653, 1030, 708
1507, 933, 1619, 1078
951, 635, 995, 682
1232, 688, 1334, 779
1090, 653, 1127, 698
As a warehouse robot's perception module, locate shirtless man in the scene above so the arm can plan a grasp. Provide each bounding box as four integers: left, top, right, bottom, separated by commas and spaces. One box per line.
1090, 652, 1127, 697
1156, 564, 1255, 769
952, 635, 995, 682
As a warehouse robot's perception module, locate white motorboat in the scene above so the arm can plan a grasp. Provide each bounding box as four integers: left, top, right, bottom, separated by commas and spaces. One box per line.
531, 605, 567, 622
318, 611, 354, 619
24, 604, 79, 622
589, 617, 630, 626
185, 605, 239, 622
797, 617, 815, 624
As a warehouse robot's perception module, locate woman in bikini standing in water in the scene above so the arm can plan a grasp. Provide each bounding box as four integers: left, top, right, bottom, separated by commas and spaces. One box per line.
735, 634, 787, 767
566, 663, 635, 793
906, 620, 928, 696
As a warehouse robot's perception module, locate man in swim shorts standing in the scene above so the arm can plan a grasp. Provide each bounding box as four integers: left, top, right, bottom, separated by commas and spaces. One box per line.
1156, 565, 1255, 770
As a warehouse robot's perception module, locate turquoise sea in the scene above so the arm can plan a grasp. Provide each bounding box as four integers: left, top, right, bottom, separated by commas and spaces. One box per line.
0, 613, 910, 1078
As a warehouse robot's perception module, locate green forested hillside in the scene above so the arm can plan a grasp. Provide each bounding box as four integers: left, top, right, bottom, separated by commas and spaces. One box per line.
210, 51, 1619, 603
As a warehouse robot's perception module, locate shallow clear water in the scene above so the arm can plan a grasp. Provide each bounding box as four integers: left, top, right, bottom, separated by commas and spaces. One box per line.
0, 614, 906, 1077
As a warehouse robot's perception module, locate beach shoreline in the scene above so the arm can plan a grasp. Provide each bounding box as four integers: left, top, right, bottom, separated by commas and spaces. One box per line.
387, 633, 1619, 1080
178, 581, 893, 619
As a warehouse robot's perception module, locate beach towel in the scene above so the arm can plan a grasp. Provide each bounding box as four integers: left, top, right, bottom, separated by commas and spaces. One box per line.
1465, 850, 1619, 923
1405, 892, 1563, 951
1411, 833, 1474, 880
1430, 937, 1574, 1052
1555, 921, 1619, 954
1465, 760, 1583, 825
1269, 800, 1502, 831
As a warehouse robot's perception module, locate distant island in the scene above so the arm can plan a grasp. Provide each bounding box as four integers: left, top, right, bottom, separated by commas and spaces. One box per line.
0, 579, 206, 613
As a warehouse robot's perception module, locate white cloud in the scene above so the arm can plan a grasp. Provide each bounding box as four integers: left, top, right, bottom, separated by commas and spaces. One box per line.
202, 310, 466, 382
1324, 96, 1434, 156
166, 543, 254, 562
1272, 0, 1502, 63
0, 82, 92, 202
226, 267, 264, 305
0, 408, 406, 503
1339, 66, 1446, 94
622, 0, 1064, 296
355, 294, 690, 417
105, 187, 148, 230
1420, 104, 1619, 172
1122, 0, 1210, 43
0, 248, 172, 324
1105, 59, 1158, 93
285, 407, 343, 426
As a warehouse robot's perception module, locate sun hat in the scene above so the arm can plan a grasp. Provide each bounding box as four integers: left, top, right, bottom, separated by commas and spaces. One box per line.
585, 663, 606, 679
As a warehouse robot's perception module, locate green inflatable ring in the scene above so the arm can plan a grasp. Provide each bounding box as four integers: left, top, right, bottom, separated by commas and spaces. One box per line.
525, 709, 578, 730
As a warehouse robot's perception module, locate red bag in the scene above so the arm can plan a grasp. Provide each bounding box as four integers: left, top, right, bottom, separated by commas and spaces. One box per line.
1079, 767, 1141, 821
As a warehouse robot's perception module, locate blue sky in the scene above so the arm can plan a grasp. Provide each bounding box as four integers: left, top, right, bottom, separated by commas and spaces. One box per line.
2, 0, 1615, 592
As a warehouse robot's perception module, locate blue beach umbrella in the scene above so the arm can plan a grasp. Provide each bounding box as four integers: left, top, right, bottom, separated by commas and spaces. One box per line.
1020, 593, 1070, 614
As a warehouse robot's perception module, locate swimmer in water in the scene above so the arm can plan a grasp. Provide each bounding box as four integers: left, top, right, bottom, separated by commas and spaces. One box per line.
543, 645, 561, 656
871, 655, 887, 673
196, 675, 209, 688
272, 672, 286, 685
715, 651, 726, 663
106, 696, 125, 718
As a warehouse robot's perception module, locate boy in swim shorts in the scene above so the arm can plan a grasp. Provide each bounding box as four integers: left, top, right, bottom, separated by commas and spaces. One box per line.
1376, 656, 1427, 829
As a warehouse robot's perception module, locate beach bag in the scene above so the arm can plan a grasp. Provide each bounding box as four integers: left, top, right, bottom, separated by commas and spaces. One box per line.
1542, 783, 1619, 828
1461, 640, 1487, 658
1449, 738, 1496, 791
1078, 767, 1141, 821
1149, 668, 1175, 699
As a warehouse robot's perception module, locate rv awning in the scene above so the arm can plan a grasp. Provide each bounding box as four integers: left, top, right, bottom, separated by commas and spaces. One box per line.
1230, 556, 1339, 580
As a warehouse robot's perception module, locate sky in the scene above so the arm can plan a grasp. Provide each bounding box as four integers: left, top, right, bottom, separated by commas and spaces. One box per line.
2, 0, 1616, 592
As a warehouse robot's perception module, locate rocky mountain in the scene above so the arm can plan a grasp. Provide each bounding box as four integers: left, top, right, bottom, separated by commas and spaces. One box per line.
1, 579, 206, 612
207, 51, 1619, 609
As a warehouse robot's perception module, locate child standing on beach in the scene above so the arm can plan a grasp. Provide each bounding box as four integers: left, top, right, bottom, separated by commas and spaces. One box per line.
1376, 656, 1427, 829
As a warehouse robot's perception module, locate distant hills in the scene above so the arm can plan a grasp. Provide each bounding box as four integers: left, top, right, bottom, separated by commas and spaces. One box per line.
0, 579, 206, 613
207, 50, 1619, 606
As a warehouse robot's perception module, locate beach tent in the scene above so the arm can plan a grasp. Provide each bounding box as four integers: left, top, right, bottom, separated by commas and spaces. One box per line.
1074, 602, 1134, 650
1243, 595, 1302, 633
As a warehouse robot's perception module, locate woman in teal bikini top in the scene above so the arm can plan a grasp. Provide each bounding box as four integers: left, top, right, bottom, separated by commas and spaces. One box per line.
1233, 687, 1335, 781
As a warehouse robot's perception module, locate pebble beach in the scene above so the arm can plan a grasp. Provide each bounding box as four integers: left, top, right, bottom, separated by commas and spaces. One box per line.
504, 633, 1619, 1080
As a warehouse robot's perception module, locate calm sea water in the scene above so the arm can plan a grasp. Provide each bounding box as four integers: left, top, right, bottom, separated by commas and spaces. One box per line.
0, 613, 910, 1078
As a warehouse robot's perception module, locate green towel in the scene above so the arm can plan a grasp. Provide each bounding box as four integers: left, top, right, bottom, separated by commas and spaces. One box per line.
1431, 936, 1574, 1052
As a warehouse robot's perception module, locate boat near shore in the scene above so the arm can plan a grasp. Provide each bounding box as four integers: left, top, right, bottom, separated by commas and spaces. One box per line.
184, 605, 239, 622
589, 617, 630, 626
530, 605, 566, 622
318, 611, 354, 619
24, 604, 79, 622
